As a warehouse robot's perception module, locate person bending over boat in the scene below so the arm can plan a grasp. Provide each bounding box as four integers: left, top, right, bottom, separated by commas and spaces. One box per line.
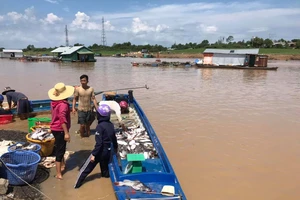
74, 104, 118, 189
2, 87, 32, 120
72, 74, 98, 137
98, 100, 128, 131
48, 82, 74, 180
0, 95, 12, 115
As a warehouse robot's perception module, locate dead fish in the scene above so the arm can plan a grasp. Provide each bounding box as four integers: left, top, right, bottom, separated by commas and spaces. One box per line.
117, 140, 127, 145
144, 152, 150, 159
129, 140, 136, 146
119, 150, 127, 159
128, 124, 139, 129
139, 139, 151, 143
114, 179, 152, 192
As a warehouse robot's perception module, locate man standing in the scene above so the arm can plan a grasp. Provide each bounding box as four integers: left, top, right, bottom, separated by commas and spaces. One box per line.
2, 87, 32, 120
72, 75, 98, 137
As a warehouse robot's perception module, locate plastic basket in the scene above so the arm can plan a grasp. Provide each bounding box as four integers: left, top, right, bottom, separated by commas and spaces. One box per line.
26, 134, 55, 157
0, 151, 41, 185
0, 114, 13, 124
28, 117, 51, 132
8, 143, 41, 155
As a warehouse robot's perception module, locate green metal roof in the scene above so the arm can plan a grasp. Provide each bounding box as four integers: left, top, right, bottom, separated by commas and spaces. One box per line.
77, 49, 94, 54
51, 46, 94, 55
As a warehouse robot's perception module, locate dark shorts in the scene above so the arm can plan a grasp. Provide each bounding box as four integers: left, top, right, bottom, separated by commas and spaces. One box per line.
17, 99, 32, 115
78, 110, 95, 125
51, 131, 66, 162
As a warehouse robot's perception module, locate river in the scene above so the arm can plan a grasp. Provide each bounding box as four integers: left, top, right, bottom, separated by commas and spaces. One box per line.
1, 58, 300, 200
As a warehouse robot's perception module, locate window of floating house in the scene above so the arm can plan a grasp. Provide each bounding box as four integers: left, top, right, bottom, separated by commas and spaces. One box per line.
230, 50, 234, 53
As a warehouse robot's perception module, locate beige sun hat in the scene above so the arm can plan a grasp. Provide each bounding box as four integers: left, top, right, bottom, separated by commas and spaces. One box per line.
48, 82, 74, 101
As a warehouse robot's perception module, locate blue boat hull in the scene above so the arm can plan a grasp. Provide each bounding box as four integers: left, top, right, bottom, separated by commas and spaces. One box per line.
9, 98, 75, 115
104, 94, 187, 200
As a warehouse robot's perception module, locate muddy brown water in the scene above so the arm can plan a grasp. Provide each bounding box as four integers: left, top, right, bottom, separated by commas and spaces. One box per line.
1, 58, 300, 200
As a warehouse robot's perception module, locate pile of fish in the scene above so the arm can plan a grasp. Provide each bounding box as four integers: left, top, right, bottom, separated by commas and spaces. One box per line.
115, 109, 158, 160
9, 142, 40, 151
28, 127, 54, 141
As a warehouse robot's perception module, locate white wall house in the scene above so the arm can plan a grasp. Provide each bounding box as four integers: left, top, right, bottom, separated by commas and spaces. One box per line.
0, 49, 23, 58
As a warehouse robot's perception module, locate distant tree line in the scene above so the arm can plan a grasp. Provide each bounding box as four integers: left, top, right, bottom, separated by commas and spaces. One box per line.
87, 42, 167, 52
171, 36, 300, 50
17, 36, 300, 53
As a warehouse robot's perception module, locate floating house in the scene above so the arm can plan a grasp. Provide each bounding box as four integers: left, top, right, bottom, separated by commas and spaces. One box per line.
202, 48, 268, 67
51, 46, 96, 62
0, 49, 23, 58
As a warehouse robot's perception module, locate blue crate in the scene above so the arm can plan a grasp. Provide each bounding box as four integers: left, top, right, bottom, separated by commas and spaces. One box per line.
7, 142, 41, 155
0, 151, 41, 185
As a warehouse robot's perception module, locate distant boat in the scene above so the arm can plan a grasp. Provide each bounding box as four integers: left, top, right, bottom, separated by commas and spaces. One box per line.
195, 64, 278, 70
131, 62, 139, 66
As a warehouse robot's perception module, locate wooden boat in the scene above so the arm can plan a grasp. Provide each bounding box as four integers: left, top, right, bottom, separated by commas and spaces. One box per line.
134, 61, 193, 68
103, 92, 187, 200
195, 64, 278, 70
131, 62, 139, 66
4, 98, 75, 116
5, 85, 150, 116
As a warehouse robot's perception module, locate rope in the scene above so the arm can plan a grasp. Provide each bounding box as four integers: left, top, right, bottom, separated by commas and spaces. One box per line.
0, 157, 53, 200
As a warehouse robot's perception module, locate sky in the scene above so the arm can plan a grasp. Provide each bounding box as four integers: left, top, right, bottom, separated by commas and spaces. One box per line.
0, 0, 299, 48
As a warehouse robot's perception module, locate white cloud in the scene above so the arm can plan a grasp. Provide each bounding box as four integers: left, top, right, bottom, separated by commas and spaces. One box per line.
131, 18, 154, 33
7, 12, 23, 23
0, 2, 300, 48
23, 6, 36, 21
71, 11, 101, 30
104, 21, 115, 31
248, 27, 269, 33
156, 24, 169, 32
198, 24, 218, 33
6, 6, 36, 23
41, 13, 63, 24
125, 18, 169, 34
45, 0, 58, 4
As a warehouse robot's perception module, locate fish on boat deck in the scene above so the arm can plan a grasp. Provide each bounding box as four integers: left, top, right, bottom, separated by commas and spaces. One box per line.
114, 179, 152, 192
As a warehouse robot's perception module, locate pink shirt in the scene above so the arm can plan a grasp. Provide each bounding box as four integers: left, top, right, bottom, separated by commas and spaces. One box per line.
50, 100, 71, 131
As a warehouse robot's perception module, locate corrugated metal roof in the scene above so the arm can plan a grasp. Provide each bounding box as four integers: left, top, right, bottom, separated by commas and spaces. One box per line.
77, 49, 94, 54
51, 47, 69, 53
51, 46, 84, 54
3, 49, 23, 53
203, 48, 259, 55
60, 46, 84, 55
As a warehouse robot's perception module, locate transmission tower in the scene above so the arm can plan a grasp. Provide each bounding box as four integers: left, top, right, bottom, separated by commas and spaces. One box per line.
65, 25, 69, 47
101, 17, 107, 46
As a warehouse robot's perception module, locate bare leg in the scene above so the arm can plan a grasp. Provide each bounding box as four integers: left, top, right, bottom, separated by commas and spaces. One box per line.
86, 123, 91, 137
80, 124, 86, 137
61, 158, 65, 172
19, 114, 26, 120
55, 161, 63, 180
